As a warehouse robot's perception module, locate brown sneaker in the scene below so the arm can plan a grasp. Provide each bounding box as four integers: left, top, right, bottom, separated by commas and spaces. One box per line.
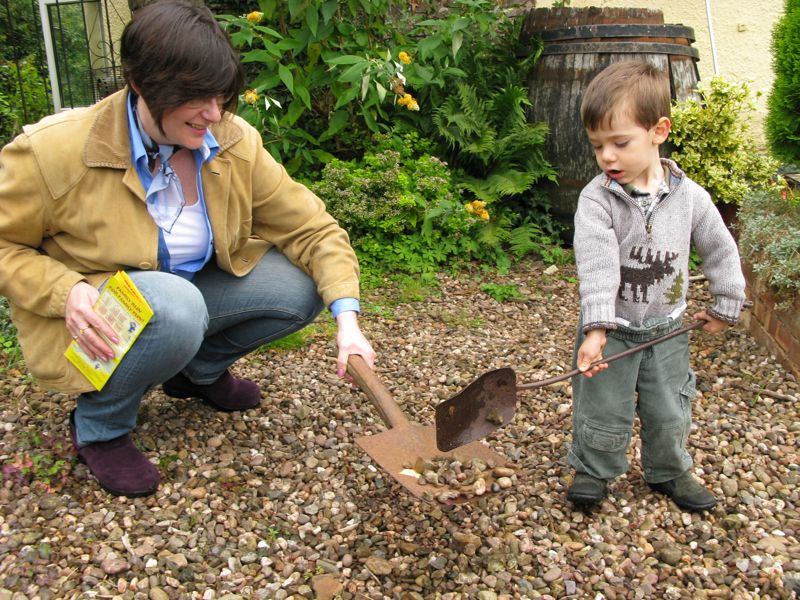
163, 369, 261, 412
70, 410, 159, 497
649, 471, 717, 512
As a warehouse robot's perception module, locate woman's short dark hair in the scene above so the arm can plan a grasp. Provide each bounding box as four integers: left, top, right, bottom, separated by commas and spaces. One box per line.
121, 0, 244, 133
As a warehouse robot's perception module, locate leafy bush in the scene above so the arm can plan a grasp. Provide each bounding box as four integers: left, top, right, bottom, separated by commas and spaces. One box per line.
669, 77, 780, 205
0, 58, 51, 147
0, 296, 22, 372
737, 186, 800, 308
219, 0, 553, 184
218, 0, 412, 173
312, 133, 483, 273
766, 0, 800, 165
432, 82, 556, 203
313, 133, 565, 274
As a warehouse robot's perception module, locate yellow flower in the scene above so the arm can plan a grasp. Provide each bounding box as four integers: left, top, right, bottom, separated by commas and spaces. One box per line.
246, 11, 263, 23
466, 200, 489, 220
397, 93, 419, 111
398, 51, 412, 65
243, 89, 259, 105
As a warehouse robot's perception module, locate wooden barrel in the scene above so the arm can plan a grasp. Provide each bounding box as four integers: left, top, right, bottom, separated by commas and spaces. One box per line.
520, 7, 701, 236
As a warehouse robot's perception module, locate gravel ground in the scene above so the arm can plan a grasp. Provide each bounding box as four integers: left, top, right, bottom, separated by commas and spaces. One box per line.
0, 259, 798, 600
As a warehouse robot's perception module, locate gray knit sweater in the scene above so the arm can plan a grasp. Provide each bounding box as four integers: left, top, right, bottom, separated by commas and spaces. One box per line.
573, 159, 746, 331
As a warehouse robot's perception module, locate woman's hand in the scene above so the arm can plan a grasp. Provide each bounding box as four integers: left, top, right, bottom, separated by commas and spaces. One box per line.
335, 311, 376, 380
577, 328, 608, 378
693, 310, 729, 334
65, 281, 119, 362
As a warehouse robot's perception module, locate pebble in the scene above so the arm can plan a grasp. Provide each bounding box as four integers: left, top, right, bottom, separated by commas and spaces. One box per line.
0, 267, 796, 599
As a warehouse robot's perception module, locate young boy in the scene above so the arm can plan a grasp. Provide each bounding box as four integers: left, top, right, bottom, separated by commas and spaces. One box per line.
566, 61, 746, 512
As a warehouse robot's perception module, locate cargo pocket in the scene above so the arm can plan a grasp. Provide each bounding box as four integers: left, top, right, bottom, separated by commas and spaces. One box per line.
581, 421, 630, 453
678, 369, 696, 448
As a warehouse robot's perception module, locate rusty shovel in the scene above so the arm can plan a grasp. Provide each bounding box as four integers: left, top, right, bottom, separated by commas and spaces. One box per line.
435, 319, 710, 452
347, 354, 513, 503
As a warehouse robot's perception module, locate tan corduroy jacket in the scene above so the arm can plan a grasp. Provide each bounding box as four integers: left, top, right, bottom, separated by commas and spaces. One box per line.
0, 89, 360, 393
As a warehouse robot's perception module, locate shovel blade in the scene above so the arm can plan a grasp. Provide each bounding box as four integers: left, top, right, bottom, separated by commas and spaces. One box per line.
434, 368, 518, 452
356, 423, 510, 504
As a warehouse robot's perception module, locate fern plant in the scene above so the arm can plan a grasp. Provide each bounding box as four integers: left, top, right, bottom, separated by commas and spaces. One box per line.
432, 82, 556, 202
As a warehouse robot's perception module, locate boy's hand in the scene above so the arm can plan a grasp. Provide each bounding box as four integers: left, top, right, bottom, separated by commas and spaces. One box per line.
577, 329, 609, 378
693, 310, 730, 334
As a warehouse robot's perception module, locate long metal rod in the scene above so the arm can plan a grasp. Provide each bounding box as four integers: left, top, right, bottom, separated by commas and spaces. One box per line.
517, 320, 705, 391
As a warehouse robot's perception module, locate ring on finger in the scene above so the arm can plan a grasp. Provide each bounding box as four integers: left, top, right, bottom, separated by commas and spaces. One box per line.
79, 326, 91, 335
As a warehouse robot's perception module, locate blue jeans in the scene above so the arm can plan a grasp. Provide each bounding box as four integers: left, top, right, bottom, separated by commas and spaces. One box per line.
73, 248, 325, 445
567, 318, 696, 484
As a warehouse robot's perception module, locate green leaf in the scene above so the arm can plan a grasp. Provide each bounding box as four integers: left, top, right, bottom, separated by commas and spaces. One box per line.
252, 24, 282, 39
412, 65, 434, 83
295, 84, 312, 110
361, 105, 378, 132
325, 55, 366, 66
452, 30, 464, 59
287, 0, 303, 21
334, 85, 360, 109
360, 73, 370, 101
258, 0, 276, 19
417, 37, 442, 60
319, 109, 349, 141
338, 62, 368, 83
278, 65, 294, 94
286, 99, 306, 125
321, 0, 338, 23
376, 82, 387, 103
311, 148, 336, 163
306, 7, 319, 38
241, 49, 276, 64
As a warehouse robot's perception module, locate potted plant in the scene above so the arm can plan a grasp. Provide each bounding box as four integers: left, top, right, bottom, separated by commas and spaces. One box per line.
669, 77, 780, 230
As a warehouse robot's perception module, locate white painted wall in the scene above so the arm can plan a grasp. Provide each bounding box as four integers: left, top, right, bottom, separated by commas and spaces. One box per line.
533, 0, 786, 142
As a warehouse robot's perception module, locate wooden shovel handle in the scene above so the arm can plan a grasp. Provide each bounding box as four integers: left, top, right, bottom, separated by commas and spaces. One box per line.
517, 319, 707, 391
347, 354, 410, 429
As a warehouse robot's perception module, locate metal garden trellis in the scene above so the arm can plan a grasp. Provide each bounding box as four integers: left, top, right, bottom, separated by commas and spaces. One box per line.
0, 0, 131, 146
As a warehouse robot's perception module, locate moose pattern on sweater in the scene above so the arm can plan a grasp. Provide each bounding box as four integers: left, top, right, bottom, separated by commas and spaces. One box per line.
618, 246, 679, 304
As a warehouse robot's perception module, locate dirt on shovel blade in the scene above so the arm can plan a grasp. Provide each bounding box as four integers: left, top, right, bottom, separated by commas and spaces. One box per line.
347, 355, 518, 504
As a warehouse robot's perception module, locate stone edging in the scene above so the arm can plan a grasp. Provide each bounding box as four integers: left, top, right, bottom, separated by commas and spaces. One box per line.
741, 261, 800, 380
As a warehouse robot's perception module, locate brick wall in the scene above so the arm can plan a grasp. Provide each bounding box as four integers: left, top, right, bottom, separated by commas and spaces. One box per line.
741, 262, 800, 381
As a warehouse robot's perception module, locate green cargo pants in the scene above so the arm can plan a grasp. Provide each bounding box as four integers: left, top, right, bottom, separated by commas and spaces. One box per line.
567, 318, 696, 484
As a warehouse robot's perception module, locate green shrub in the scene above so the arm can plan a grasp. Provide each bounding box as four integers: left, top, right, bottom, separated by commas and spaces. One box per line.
669, 77, 780, 205
0, 296, 23, 372
219, 0, 553, 185
737, 187, 800, 309
313, 132, 565, 274
312, 133, 483, 273
0, 58, 51, 146
218, 0, 411, 173
766, 0, 800, 165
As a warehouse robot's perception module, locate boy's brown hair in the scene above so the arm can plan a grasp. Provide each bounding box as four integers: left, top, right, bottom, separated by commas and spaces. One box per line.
580, 60, 671, 131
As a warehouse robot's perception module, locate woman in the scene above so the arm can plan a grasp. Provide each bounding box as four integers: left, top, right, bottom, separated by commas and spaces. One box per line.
0, 0, 375, 497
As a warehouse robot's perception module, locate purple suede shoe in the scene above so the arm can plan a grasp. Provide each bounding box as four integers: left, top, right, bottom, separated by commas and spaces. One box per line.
162, 369, 261, 412
69, 411, 160, 497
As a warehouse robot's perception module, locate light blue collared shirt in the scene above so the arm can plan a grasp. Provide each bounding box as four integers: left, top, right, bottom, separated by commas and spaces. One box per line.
126, 92, 217, 279
125, 93, 359, 315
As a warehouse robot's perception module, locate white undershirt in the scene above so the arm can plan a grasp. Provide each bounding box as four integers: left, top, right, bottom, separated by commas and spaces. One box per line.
162, 201, 209, 268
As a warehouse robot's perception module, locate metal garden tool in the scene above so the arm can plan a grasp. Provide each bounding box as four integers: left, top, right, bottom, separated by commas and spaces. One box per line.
435, 319, 710, 452
347, 354, 513, 503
